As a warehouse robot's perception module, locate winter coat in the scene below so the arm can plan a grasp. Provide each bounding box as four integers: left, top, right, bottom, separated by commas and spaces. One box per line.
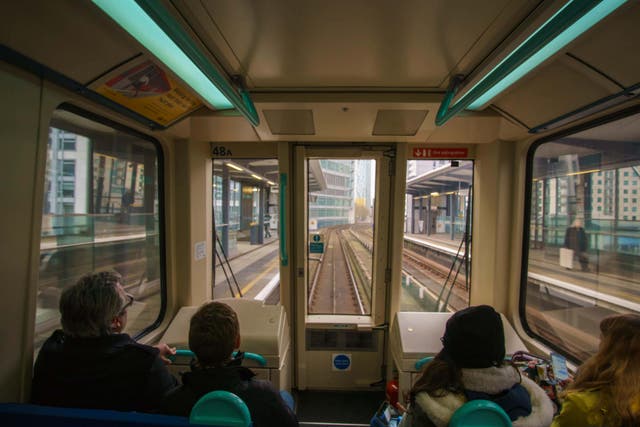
31, 330, 177, 412
564, 227, 587, 253
551, 388, 640, 427
399, 365, 554, 427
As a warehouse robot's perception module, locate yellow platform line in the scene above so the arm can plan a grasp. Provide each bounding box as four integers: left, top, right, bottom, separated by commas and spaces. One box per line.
236, 258, 279, 298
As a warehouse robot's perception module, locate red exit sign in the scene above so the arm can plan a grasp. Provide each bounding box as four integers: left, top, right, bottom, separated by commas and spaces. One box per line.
412, 147, 469, 158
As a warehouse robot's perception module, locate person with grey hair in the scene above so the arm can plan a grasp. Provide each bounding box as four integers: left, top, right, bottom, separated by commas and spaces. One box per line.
31, 271, 177, 412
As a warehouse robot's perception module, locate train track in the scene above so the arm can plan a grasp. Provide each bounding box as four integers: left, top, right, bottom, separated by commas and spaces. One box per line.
403, 248, 468, 289
308, 227, 370, 315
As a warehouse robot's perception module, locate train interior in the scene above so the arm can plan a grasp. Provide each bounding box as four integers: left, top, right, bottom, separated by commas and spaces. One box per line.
2, 0, 640, 426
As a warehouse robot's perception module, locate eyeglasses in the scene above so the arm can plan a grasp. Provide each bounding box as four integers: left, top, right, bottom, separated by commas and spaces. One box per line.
121, 293, 134, 313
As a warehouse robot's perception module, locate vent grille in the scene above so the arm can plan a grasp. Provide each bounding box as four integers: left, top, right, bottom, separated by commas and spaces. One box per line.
263, 109, 315, 135
306, 329, 378, 351
372, 109, 428, 136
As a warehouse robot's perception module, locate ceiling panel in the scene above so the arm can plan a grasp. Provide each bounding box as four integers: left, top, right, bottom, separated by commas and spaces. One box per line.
569, 2, 640, 88
1, 0, 141, 84
180, 0, 531, 89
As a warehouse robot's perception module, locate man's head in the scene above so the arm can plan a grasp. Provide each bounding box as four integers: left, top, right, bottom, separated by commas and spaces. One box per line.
60, 271, 132, 337
189, 301, 240, 367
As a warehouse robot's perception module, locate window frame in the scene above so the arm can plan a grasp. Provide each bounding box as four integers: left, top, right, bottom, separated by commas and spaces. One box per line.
47, 103, 168, 340
519, 104, 640, 363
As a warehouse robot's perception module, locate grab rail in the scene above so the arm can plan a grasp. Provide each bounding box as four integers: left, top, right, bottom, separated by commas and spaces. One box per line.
279, 173, 288, 266
172, 349, 267, 367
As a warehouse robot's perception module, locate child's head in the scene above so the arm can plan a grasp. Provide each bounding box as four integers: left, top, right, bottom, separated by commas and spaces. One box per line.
189, 301, 240, 367
441, 305, 505, 368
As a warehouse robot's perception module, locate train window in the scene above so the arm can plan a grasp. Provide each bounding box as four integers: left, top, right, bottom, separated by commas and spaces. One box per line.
307, 159, 375, 315
523, 110, 640, 362
401, 160, 473, 312
212, 159, 280, 303
36, 107, 164, 351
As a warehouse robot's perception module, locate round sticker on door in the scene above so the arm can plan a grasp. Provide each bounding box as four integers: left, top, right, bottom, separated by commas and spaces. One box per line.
332, 353, 351, 371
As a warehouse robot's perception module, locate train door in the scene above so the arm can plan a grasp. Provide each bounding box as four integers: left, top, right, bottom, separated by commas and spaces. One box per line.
292, 145, 394, 389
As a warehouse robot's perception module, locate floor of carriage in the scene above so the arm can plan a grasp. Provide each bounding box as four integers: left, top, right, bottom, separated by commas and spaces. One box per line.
295, 390, 385, 427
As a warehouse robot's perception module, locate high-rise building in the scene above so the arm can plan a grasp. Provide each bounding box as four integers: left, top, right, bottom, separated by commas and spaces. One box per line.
309, 159, 355, 228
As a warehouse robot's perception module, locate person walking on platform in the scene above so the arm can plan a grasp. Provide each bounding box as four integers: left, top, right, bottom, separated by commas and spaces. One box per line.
564, 219, 589, 272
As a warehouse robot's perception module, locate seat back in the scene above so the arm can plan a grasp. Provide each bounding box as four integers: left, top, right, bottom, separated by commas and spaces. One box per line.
189, 391, 252, 427
414, 356, 433, 371
0, 403, 192, 427
448, 399, 512, 427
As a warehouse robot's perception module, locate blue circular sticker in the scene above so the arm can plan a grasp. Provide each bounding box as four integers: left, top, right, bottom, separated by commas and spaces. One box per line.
313, 234, 321, 242
333, 354, 350, 370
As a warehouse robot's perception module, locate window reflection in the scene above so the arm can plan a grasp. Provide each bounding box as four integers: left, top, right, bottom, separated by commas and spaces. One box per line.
37, 109, 163, 351
525, 112, 640, 362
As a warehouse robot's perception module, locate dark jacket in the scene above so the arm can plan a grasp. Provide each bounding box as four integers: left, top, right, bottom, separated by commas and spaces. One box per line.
161, 365, 298, 427
564, 226, 587, 252
31, 330, 177, 412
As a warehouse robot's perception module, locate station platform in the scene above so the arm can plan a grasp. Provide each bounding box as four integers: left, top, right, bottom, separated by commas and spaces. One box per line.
214, 235, 280, 302
405, 232, 467, 255
221, 234, 279, 261
403, 233, 640, 313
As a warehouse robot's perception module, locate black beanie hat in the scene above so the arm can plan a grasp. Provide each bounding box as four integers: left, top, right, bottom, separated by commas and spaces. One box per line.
441, 305, 505, 368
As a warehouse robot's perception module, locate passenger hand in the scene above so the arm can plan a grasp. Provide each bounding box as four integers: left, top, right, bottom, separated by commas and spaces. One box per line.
154, 343, 176, 365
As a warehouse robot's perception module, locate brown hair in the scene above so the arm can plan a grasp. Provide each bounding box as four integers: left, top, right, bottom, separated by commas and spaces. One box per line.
409, 354, 464, 402
189, 301, 239, 367
567, 314, 640, 426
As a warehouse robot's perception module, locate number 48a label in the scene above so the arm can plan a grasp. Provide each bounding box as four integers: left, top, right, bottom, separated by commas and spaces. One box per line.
211, 146, 233, 156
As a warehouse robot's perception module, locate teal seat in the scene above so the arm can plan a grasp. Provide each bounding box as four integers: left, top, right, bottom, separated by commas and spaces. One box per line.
189, 391, 252, 427
414, 356, 433, 371
449, 400, 512, 427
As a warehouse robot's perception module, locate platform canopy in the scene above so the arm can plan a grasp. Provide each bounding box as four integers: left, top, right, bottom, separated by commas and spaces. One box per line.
406, 162, 473, 196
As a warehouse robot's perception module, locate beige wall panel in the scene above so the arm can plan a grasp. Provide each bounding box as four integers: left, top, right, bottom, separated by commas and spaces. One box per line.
0, 66, 64, 400
569, 2, 640, 88
173, 140, 212, 306
495, 56, 622, 128
208, 141, 278, 157
425, 114, 512, 143
0, 65, 41, 401
471, 141, 515, 312
1, 0, 140, 84
191, 116, 259, 142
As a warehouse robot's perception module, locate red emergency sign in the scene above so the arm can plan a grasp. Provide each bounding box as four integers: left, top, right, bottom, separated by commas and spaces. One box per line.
412, 147, 469, 158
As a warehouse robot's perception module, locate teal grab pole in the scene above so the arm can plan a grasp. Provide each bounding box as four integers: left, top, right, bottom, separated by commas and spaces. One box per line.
134, 0, 260, 126
172, 349, 267, 367
279, 173, 288, 266
435, 75, 464, 127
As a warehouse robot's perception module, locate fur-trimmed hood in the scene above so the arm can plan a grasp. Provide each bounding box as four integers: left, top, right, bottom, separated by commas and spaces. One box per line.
410, 365, 554, 427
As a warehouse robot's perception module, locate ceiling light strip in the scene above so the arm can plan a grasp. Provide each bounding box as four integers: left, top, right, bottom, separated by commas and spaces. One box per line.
92, 0, 259, 126
435, 0, 627, 126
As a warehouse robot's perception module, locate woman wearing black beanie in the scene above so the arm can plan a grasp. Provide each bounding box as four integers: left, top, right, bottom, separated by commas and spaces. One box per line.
399, 305, 553, 427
